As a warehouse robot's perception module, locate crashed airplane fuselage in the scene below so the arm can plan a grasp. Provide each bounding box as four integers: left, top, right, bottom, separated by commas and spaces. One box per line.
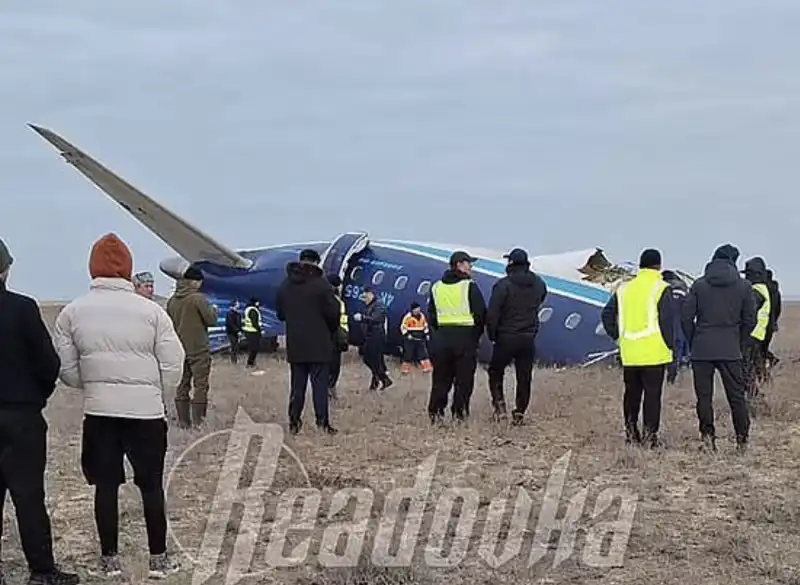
28, 123, 693, 366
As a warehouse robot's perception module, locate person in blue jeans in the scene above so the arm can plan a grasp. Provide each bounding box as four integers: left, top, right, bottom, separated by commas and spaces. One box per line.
662, 270, 690, 384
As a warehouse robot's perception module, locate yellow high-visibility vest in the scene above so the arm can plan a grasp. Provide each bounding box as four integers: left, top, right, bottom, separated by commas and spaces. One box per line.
242, 306, 259, 333
431, 280, 474, 326
751, 282, 771, 341
338, 297, 349, 333
616, 268, 673, 366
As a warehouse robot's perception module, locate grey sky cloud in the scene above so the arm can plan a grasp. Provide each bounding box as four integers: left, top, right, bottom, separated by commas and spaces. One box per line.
1, 0, 799, 299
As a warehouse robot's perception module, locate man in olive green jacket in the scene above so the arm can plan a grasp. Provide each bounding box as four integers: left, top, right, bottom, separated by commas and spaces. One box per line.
166, 265, 217, 427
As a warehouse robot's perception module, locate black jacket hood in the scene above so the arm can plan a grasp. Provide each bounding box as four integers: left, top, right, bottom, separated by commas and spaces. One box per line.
441, 269, 471, 284
286, 261, 323, 283
506, 264, 540, 287
703, 259, 741, 287
744, 257, 767, 285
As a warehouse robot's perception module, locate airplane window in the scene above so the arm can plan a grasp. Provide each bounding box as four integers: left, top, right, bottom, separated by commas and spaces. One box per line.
372, 270, 385, 285
350, 266, 363, 282
395, 275, 408, 290
418, 281, 431, 296
564, 312, 582, 330
595, 321, 607, 336
538, 307, 553, 322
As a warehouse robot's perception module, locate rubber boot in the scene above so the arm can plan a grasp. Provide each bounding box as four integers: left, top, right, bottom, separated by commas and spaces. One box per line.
191, 402, 207, 427
175, 400, 191, 429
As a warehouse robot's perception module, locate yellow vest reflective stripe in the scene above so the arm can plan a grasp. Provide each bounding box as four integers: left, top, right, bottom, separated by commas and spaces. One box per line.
431, 280, 474, 326
616, 269, 673, 366
242, 306, 259, 332
751, 283, 771, 341
338, 298, 349, 333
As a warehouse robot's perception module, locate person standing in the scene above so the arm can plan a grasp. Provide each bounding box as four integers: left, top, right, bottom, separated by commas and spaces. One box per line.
166, 264, 217, 428
486, 248, 547, 425
427, 251, 487, 424
765, 268, 781, 366
53, 233, 184, 579
661, 270, 690, 384
225, 301, 243, 364
742, 257, 771, 398
354, 288, 393, 390
680, 244, 755, 452
132, 271, 155, 300
601, 249, 674, 448
399, 302, 432, 374
242, 298, 262, 368
0, 238, 79, 585
276, 249, 341, 435
326, 275, 349, 399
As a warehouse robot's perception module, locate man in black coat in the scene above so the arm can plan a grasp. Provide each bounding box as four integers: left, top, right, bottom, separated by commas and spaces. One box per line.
486, 248, 547, 425
276, 249, 341, 435
353, 287, 393, 391
0, 239, 80, 585
765, 268, 781, 366
681, 244, 755, 452
224, 301, 243, 364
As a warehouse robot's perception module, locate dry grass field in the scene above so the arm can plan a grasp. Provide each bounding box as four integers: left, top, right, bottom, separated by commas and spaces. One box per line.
2, 303, 799, 585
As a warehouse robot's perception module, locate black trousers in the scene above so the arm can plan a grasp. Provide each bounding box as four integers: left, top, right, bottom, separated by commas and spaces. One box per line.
743, 340, 766, 396
329, 350, 342, 389
622, 365, 665, 442
0, 410, 55, 574
245, 332, 261, 366
428, 342, 478, 420
82, 415, 169, 556
488, 336, 535, 416
227, 333, 240, 363
691, 360, 749, 442
361, 339, 387, 380
289, 363, 330, 426
402, 338, 429, 363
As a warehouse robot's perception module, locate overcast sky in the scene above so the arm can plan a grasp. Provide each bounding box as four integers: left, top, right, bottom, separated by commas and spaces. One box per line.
2, 0, 798, 299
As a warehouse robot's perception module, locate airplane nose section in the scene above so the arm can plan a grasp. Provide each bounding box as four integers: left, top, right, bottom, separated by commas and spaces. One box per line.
159, 255, 190, 279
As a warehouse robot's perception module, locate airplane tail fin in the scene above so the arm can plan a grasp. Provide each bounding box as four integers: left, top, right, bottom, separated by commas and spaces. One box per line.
28, 124, 253, 271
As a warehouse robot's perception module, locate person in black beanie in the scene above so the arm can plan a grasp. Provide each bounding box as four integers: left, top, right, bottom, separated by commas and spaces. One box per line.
681, 244, 755, 452
602, 248, 674, 448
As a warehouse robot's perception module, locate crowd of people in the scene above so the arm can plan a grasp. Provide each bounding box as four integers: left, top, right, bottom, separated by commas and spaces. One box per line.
0, 230, 784, 582
601, 245, 782, 452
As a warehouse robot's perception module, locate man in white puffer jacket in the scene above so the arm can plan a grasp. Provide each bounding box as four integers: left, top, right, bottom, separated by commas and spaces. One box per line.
52, 233, 185, 580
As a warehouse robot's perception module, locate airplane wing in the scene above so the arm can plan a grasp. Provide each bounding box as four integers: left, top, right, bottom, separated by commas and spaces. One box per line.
28, 124, 253, 270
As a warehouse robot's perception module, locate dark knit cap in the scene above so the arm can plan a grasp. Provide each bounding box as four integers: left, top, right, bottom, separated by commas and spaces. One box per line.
639, 248, 662, 269
183, 264, 204, 281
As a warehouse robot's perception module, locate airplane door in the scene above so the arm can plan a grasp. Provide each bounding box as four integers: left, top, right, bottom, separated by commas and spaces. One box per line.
320, 232, 369, 281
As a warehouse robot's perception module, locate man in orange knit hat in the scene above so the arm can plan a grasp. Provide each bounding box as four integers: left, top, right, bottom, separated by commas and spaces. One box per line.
53, 233, 185, 579
0, 238, 79, 584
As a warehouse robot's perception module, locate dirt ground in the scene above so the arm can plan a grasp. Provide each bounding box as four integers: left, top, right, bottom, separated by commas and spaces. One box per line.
2, 303, 799, 584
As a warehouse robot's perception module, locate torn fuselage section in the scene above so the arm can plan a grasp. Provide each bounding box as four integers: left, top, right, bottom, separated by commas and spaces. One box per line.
577, 248, 694, 291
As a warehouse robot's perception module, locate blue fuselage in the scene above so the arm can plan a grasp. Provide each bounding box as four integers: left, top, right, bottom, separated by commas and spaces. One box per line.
192, 240, 618, 366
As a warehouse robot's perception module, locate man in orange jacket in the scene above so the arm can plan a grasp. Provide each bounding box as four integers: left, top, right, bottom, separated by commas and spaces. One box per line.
400, 302, 432, 374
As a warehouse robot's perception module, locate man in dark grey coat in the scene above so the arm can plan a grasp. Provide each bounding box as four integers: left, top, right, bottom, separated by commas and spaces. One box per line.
681, 244, 756, 452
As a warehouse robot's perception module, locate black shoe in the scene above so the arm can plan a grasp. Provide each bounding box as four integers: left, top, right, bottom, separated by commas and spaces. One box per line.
510, 412, 524, 426
429, 412, 444, 426
289, 420, 302, 435
380, 376, 393, 390
369, 377, 380, 391
625, 426, 642, 445
736, 437, 748, 453
28, 567, 80, 585
700, 435, 717, 452
317, 423, 338, 435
